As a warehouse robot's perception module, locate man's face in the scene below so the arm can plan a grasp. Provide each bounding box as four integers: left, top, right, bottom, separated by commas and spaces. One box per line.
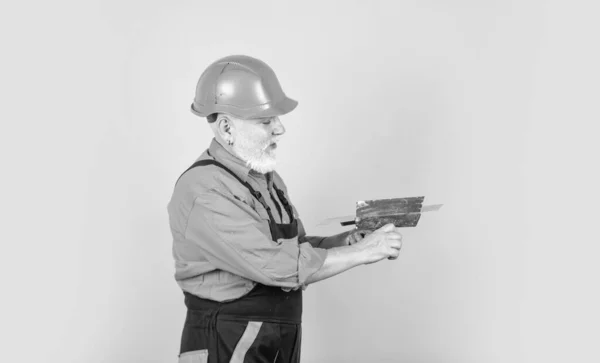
229, 115, 286, 174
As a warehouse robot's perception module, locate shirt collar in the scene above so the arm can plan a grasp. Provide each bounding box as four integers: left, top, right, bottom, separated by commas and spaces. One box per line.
208, 138, 272, 183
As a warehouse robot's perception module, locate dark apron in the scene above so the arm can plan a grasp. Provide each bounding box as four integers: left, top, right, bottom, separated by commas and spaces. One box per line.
177, 157, 302, 363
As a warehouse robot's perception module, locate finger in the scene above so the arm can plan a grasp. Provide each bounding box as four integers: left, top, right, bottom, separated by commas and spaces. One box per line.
359, 230, 373, 238
388, 239, 403, 250
388, 249, 400, 260
379, 223, 396, 232
351, 230, 365, 242
385, 232, 403, 240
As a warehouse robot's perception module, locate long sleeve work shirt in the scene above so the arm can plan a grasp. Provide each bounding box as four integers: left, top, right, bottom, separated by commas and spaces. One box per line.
167, 139, 328, 302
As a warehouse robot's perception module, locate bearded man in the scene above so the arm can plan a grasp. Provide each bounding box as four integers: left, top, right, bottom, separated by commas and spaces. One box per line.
167, 55, 403, 363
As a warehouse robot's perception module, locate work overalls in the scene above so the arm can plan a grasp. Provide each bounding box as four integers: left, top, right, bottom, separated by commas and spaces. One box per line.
177, 158, 302, 363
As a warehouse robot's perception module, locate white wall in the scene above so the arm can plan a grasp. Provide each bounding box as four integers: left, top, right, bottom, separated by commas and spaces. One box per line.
2, 1, 599, 362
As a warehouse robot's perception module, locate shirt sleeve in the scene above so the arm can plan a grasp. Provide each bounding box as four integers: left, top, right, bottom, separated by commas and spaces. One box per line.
185, 187, 328, 289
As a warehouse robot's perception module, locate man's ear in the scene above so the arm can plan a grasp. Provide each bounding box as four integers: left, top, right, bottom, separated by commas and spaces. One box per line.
217, 114, 233, 139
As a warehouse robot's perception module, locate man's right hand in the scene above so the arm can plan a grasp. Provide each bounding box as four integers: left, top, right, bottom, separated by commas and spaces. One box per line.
353, 223, 403, 265
304, 223, 404, 285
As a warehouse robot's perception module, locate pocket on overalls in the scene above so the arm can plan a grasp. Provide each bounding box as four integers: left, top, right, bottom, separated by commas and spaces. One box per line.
178, 349, 208, 363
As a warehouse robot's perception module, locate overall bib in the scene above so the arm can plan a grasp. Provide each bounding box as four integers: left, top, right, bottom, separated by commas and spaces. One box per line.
177, 158, 302, 363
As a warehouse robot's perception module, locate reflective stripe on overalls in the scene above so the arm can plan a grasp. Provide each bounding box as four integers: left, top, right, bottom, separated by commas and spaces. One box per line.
176, 157, 302, 363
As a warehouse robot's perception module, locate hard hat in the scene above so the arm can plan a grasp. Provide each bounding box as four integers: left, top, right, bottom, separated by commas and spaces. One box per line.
191, 55, 298, 119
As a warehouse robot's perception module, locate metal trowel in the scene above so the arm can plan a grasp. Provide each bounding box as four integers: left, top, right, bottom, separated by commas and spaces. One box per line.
317, 196, 443, 229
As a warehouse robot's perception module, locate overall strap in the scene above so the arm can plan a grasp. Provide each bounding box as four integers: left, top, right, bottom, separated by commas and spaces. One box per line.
273, 185, 294, 222
176, 157, 277, 223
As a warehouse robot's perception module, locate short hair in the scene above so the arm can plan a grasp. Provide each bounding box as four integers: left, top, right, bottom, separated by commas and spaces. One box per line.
207, 113, 218, 123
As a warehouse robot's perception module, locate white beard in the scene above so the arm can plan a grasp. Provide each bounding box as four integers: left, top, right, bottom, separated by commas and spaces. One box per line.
232, 135, 278, 174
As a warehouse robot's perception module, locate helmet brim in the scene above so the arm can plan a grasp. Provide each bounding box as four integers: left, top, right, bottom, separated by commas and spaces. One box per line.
190, 96, 298, 120
248, 96, 298, 119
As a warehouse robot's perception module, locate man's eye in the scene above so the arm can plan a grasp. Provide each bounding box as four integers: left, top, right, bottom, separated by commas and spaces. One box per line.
262, 119, 272, 125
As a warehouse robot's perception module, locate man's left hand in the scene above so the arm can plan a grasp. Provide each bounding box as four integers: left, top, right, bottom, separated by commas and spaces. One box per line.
345, 229, 374, 245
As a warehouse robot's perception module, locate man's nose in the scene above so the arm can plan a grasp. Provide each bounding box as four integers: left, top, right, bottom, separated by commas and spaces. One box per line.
272, 117, 285, 136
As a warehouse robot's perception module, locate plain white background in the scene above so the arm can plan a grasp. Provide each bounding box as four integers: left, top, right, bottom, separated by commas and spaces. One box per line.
1, 1, 599, 362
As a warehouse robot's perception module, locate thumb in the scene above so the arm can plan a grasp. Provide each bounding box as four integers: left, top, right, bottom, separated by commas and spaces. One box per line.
380, 223, 396, 232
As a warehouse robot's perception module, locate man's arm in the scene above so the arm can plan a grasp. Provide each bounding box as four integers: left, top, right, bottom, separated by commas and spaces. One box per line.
298, 219, 372, 249
186, 188, 399, 289
311, 230, 352, 249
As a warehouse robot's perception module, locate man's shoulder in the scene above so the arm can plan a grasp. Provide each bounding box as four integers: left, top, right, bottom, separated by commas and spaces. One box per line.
176, 156, 254, 203
175, 153, 213, 187
179, 164, 229, 193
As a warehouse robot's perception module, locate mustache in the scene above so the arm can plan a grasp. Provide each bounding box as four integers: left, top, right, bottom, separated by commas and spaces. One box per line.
262, 137, 281, 150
